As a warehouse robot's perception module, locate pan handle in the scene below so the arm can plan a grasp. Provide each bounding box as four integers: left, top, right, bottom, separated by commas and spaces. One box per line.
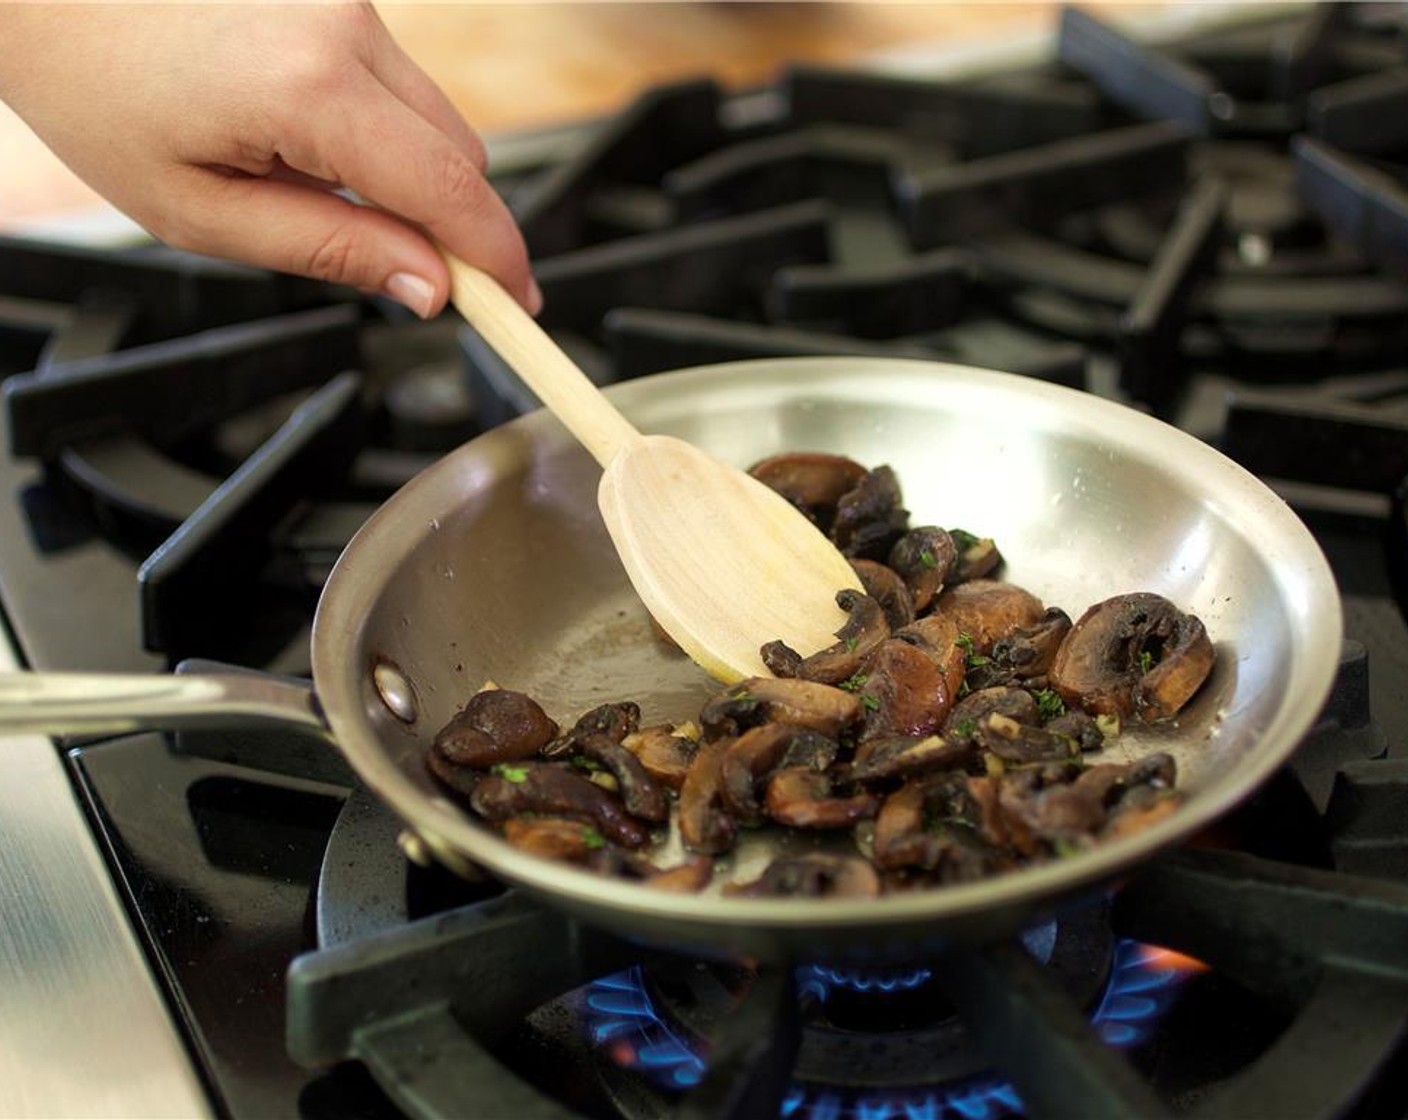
0, 671, 331, 739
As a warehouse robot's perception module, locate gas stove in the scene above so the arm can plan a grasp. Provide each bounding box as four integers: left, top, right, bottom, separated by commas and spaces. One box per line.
2, 5, 1407, 1118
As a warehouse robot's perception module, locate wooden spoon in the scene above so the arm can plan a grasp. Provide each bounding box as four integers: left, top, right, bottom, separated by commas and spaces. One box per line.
444, 255, 859, 683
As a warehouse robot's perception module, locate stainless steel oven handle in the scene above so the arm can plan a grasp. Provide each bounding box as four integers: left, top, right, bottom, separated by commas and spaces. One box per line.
0, 670, 332, 739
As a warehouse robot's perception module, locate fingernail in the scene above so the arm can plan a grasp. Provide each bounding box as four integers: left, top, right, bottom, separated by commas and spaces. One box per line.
384, 272, 436, 320
527, 276, 544, 316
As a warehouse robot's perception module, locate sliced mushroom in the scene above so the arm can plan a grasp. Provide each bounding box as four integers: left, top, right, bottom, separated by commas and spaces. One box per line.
872, 774, 1002, 874
851, 558, 916, 631
621, 724, 698, 790
967, 607, 1074, 690
765, 767, 879, 829
974, 712, 1080, 764
719, 723, 839, 826
1049, 593, 1215, 723
726, 853, 881, 898
857, 626, 966, 742
790, 589, 890, 684
950, 530, 1003, 583
501, 817, 602, 863
943, 687, 1040, 739
831, 466, 910, 560
545, 701, 641, 757
933, 579, 1046, 654
470, 763, 650, 848
643, 855, 716, 893
433, 687, 559, 769
849, 734, 975, 784
678, 738, 738, 855
888, 526, 957, 612
571, 734, 668, 823
748, 452, 868, 530
700, 677, 862, 741
1043, 709, 1105, 752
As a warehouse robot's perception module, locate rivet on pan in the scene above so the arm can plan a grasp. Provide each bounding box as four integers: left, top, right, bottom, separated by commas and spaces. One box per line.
373, 659, 418, 723
397, 829, 433, 867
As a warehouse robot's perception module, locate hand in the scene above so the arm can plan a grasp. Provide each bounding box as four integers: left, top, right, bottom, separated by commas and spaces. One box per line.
0, 2, 539, 318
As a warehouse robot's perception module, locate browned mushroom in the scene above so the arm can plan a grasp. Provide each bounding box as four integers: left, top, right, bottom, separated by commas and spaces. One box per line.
545, 700, 641, 757
433, 687, 559, 769
621, 724, 698, 790
501, 817, 602, 863
678, 738, 738, 855
943, 687, 1040, 739
950, 529, 1003, 583
1048, 593, 1215, 723
974, 712, 1080, 764
700, 677, 862, 741
748, 452, 868, 530
719, 723, 839, 826
888, 526, 957, 612
933, 579, 1046, 654
791, 589, 890, 685
643, 855, 716, 893
966, 607, 1074, 691
851, 558, 916, 631
726, 853, 881, 898
765, 768, 879, 829
849, 733, 974, 784
856, 617, 967, 741
470, 763, 650, 848
571, 734, 669, 823
831, 466, 910, 560
872, 775, 1007, 877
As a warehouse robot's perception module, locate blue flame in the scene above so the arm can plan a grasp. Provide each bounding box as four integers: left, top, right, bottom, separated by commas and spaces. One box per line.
584, 938, 1189, 1114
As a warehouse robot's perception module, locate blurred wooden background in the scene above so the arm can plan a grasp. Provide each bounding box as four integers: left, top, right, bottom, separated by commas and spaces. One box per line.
0, 2, 1145, 227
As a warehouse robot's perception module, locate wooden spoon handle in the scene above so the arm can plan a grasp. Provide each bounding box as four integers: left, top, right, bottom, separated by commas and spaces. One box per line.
443, 254, 640, 468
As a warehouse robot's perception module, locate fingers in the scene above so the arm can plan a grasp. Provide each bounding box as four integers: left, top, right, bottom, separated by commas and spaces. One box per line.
275, 67, 538, 315
156, 169, 453, 318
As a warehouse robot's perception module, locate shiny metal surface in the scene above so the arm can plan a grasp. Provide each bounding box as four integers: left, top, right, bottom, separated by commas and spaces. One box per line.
0, 358, 1343, 964
0, 629, 212, 1118
313, 357, 1343, 962
0, 670, 329, 737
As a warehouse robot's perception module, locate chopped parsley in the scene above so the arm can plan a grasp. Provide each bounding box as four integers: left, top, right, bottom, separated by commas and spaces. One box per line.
860, 694, 881, 711
844, 636, 859, 653
581, 826, 605, 850
838, 673, 869, 692
919, 549, 939, 569
1138, 649, 1155, 674
1033, 688, 1066, 720
954, 631, 987, 668
569, 754, 604, 773
952, 717, 978, 739
950, 528, 980, 553
491, 763, 529, 784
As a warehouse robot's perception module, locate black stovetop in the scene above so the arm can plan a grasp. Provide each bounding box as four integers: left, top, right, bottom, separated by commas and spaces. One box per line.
4, 5, 1408, 1118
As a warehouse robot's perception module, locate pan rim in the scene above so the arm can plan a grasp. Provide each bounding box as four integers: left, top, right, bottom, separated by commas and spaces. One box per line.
312, 356, 1342, 935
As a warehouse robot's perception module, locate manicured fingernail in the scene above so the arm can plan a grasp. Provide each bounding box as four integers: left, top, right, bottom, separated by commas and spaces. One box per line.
384, 271, 436, 319
527, 276, 544, 316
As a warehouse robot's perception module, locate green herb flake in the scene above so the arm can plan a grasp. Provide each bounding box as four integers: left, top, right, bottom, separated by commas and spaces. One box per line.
860, 694, 881, 711
1138, 649, 1155, 674
570, 754, 603, 773
844, 636, 859, 653
491, 763, 530, 784
919, 549, 938, 569
950, 528, 980, 552
966, 653, 989, 668
581, 826, 605, 850
838, 673, 869, 693
1033, 689, 1066, 720
954, 632, 975, 653
1052, 838, 1084, 859
952, 717, 978, 739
